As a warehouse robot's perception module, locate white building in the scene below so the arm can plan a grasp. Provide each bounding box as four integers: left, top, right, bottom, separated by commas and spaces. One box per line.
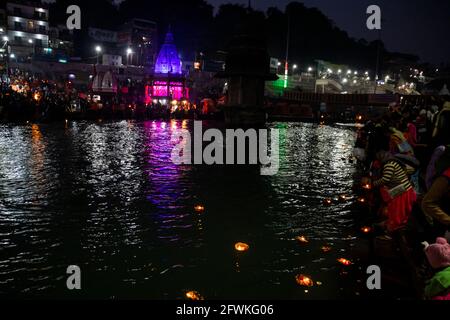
0, 8, 7, 60
5, 0, 49, 59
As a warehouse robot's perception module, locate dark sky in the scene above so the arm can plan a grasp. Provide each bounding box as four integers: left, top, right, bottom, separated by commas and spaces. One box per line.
209, 0, 450, 65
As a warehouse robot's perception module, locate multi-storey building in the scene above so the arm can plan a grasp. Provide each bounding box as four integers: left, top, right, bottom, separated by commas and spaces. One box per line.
5, 0, 49, 59
48, 24, 74, 58
118, 19, 158, 68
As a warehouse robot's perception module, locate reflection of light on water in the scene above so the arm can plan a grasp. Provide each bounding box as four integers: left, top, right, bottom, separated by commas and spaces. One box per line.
0, 120, 361, 298
30, 124, 46, 191
143, 121, 199, 246
31, 124, 42, 141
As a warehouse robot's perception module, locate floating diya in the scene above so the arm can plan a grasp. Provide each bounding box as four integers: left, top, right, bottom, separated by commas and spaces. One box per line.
362, 183, 372, 190
186, 291, 203, 300
323, 198, 333, 206
234, 242, 249, 252
321, 246, 332, 253
296, 236, 309, 244
194, 205, 205, 213
337, 258, 352, 266
295, 274, 314, 287
339, 194, 349, 202
357, 197, 366, 204
361, 226, 372, 234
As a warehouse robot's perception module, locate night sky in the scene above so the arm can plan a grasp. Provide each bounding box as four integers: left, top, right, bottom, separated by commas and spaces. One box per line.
209, 0, 450, 65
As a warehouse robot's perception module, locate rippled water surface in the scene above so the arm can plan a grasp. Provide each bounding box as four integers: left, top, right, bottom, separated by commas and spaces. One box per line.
0, 120, 364, 299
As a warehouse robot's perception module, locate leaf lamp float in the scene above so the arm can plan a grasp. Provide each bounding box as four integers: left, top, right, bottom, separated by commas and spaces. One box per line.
296, 236, 309, 244
295, 274, 314, 287
339, 194, 349, 202
194, 205, 205, 213
186, 291, 203, 301
234, 242, 249, 252
337, 258, 352, 266
321, 246, 332, 253
323, 198, 333, 206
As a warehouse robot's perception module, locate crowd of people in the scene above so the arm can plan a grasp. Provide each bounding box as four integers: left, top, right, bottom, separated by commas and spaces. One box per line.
0, 76, 207, 122
355, 98, 450, 299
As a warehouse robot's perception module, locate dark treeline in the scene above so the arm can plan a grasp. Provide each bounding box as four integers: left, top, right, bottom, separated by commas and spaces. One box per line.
47, 0, 415, 71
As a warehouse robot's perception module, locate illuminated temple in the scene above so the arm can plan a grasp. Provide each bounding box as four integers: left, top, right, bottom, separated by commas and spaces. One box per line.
145, 31, 189, 105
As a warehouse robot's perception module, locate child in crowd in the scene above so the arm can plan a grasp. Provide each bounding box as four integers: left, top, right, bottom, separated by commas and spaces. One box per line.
423, 238, 450, 300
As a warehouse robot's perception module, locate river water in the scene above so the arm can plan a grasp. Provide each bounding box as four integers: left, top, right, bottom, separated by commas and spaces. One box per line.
0, 120, 367, 299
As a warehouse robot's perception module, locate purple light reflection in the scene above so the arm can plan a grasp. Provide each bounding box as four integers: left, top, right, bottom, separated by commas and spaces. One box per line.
143, 121, 199, 245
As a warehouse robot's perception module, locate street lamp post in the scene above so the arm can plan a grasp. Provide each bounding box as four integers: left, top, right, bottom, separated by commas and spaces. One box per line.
126, 48, 133, 66
28, 39, 35, 57
95, 45, 102, 65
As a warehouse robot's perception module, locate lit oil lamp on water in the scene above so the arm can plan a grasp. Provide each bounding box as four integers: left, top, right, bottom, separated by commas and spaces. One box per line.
295, 274, 314, 287
186, 291, 203, 300
337, 258, 352, 266
361, 177, 372, 190
357, 196, 367, 204
194, 205, 205, 213
296, 236, 309, 244
234, 242, 249, 252
361, 226, 372, 234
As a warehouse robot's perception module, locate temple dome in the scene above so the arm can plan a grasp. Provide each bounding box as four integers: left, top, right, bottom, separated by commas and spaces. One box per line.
154, 31, 182, 75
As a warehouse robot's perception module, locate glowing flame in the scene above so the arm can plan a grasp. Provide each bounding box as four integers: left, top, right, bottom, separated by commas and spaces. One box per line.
337, 258, 352, 266
357, 197, 366, 203
323, 198, 333, 206
296, 236, 309, 244
362, 184, 372, 190
361, 226, 372, 234
339, 195, 348, 202
194, 205, 205, 213
296, 274, 314, 287
186, 291, 203, 300
235, 242, 249, 252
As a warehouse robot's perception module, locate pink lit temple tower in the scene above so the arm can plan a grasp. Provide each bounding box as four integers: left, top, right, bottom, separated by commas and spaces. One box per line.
145, 30, 189, 105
